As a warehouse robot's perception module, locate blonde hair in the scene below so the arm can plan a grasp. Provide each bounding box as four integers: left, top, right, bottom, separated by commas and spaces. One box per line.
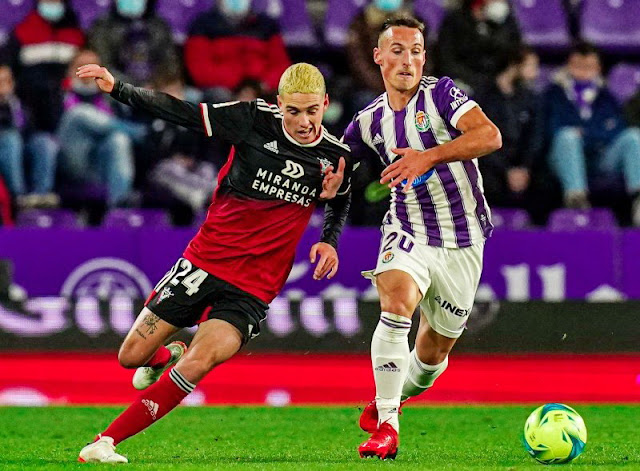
278, 63, 326, 96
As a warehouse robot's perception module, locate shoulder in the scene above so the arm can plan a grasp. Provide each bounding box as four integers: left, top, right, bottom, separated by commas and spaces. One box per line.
352, 93, 386, 122
255, 98, 283, 118
322, 128, 351, 154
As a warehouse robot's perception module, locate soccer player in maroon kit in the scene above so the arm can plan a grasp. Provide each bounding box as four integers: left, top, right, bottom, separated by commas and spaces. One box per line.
76, 62, 352, 463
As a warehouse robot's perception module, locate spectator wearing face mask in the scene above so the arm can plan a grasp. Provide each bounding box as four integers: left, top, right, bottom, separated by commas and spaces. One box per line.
184, 0, 291, 100
435, 0, 521, 94
1, 0, 85, 205
57, 49, 136, 207
545, 42, 640, 225
87, 0, 180, 86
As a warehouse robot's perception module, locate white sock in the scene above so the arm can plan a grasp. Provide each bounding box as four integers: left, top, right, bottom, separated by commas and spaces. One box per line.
401, 350, 448, 401
371, 312, 411, 432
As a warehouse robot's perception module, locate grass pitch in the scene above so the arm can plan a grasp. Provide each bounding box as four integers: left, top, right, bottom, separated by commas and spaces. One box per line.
1, 405, 638, 470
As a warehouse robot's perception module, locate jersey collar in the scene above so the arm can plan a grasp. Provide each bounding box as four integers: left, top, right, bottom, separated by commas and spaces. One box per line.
281, 121, 324, 147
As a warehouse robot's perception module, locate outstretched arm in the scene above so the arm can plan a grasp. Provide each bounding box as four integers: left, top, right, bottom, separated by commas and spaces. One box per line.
76, 64, 204, 133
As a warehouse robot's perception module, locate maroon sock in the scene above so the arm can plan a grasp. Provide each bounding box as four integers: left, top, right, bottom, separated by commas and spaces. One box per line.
144, 346, 172, 368
101, 368, 194, 445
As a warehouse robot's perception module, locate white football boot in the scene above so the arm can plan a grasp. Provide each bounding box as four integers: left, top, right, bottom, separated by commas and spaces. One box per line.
132, 341, 187, 390
78, 435, 128, 463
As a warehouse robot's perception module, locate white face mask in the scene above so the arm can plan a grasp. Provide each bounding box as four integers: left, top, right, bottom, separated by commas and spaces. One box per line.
484, 0, 510, 24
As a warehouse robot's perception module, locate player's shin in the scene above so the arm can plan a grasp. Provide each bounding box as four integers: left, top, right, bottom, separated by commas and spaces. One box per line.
371, 312, 411, 432
100, 367, 195, 445
401, 350, 448, 401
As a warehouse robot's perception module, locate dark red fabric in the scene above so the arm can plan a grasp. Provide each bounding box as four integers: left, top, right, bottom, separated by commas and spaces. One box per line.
0, 177, 13, 226
101, 370, 188, 445
144, 346, 171, 368
184, 12, 289, 91
14, 12, 84, 48
183, 192, 314, 304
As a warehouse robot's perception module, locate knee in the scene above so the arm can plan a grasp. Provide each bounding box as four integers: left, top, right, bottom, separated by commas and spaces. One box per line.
379, 298, 416, 319
417, 348, 449, 366
554, 127, 582, 145
177, 354, 219, 382
618, 127, 640, 147
117, 344, 145, 369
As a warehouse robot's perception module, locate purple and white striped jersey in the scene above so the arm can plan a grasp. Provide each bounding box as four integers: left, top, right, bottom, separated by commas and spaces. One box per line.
344, 76, 493, 248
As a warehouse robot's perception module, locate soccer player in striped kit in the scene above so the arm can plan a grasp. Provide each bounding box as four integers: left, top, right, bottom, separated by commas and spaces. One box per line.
344, 15, 502, 459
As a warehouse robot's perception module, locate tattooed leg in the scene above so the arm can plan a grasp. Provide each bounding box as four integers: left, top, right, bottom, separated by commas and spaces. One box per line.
118, 308, 180, 369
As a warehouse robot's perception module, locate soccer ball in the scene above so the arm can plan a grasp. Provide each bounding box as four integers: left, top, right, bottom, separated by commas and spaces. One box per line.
523, 403, 587, 465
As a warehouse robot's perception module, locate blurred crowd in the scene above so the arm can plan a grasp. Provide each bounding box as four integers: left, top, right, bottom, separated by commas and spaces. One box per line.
1, 0, 640, 228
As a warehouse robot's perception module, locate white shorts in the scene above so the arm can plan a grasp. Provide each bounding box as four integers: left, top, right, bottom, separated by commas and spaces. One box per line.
363, 226, 484, 339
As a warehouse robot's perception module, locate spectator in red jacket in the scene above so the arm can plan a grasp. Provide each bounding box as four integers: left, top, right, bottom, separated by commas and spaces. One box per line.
184, 0, 291, 100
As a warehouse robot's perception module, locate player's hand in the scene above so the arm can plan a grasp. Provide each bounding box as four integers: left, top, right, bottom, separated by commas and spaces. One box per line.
381, 148, 434, 193
76, 64, 115, 94
309, 242, 339, 280
319, 156, 346, 200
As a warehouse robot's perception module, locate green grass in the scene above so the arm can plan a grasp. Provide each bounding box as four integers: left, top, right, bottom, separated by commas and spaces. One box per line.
1, 405, 639, 470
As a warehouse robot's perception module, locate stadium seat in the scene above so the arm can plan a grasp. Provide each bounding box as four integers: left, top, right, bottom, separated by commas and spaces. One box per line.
413, 0, 445, 40
252, 0, 317, 47
102, 209, 171, 229
323, 0, 367, 48
511, 0, 571, 50
69, 0, 111, 30
581, 0, 640, 53
15, 209, 80, 228
490, 208, 532, 230
607, 63, 640, 105
547, 208, 617, 231
0, 0, 33, 46
155, 0, 212, 44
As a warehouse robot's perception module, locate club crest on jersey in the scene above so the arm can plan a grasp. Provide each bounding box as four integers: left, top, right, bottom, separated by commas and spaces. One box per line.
157, 286, 174, 304
382, 251, 394, 263
318, 157, 332, 174
415, 111, 430, 133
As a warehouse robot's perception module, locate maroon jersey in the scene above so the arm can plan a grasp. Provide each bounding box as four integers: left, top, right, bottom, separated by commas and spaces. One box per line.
110, 82, 352, 303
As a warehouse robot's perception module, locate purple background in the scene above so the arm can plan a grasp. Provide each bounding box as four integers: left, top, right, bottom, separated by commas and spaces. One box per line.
0, 226, 636, 300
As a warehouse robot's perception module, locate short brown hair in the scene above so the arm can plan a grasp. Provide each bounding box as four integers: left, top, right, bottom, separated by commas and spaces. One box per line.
379, 14, 425, 42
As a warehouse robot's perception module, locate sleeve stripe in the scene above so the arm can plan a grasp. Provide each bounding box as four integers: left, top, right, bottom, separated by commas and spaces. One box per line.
450, 100, 478, 129
200, 103, 213, 137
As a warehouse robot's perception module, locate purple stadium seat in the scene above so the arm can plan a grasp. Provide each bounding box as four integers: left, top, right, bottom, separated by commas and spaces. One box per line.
581, 0, 640, 53
16, 209, 80, 228
413, 0, 445, 40
69, 0, 111, 30
490, 208, 531, 230
156, 0, 212, 43
512, 0, 571, 49
323, 0, 367, 48
547, 208, 617, 231
0, 0, 33, 46
607, 63, 640, 105
102, 209, 171, 229
252, 0, 316, 47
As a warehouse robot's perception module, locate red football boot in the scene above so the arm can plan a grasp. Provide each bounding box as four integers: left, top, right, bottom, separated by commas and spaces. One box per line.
358, 422, 399, 460
359, 400, 378, 433
359, 400, 405, 433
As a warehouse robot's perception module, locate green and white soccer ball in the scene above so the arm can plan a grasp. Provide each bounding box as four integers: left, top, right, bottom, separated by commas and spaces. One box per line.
523, 403, 587, 465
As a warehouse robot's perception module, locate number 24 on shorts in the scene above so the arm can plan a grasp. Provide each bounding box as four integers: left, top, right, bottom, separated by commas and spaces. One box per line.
154, 258, 209, 296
